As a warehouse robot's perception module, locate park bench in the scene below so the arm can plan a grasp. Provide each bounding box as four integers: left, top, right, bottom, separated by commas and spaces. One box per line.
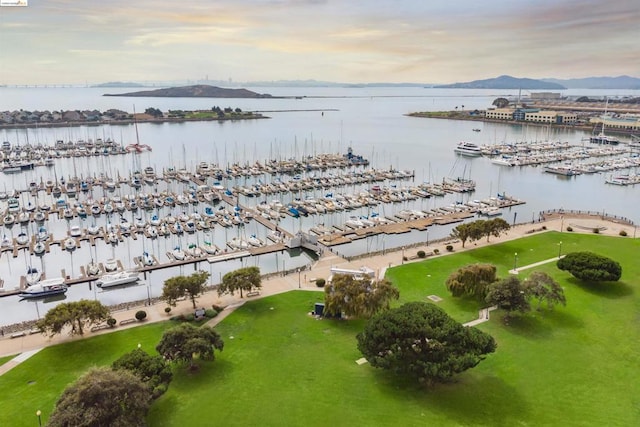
91, 324, 111, 332
119, 318, 137, 326
246, 290, 260, 297
10, 332, 26, 339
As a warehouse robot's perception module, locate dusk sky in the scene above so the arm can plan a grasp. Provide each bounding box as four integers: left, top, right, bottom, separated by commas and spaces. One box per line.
0, 0, 638, 85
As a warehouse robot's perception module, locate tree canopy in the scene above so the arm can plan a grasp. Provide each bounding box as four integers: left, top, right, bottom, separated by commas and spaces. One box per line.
218, 266, 262, 298
48, 367, 150, 427
557, 251, 622, 282
525, 271, 567, 310
445, 263, 497, 299
162, 271, 210, 309
324, 274, 399, 319
485, 276, 531, 318
156, 323, 224, 368
36, 299, 110, 337
112, 348, 173, 399
486, 272, 567, 320
450, 218, 510, 248
357, 302, 496, 385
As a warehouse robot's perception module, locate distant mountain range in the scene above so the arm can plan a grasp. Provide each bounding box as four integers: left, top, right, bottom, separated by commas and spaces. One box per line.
103, 84, 274, 98
92, 82, 145, 88
434, 75, 566, 90
541, 76, 640, 90
93, 75, 640, 91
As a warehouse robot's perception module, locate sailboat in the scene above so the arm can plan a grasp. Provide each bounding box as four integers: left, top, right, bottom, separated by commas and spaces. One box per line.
590, 98, 620, 145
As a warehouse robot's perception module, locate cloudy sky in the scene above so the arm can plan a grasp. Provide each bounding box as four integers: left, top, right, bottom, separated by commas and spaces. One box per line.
0, 0, 638, 85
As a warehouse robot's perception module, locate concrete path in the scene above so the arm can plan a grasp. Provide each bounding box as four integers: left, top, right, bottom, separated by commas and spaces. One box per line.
509, 255, 565, 274
0, 348, 42, 376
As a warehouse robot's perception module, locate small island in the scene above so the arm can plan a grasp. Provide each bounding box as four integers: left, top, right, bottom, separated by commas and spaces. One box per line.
0, 106, 267, 129
104, 84, 276, 98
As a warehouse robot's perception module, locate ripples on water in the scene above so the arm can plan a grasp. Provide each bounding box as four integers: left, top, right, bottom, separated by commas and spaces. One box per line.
0, 86, 638, 326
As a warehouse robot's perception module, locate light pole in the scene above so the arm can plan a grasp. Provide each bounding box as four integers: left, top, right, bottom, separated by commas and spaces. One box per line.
558, 241, 563, 259
513, 252, 518, 271
560, 215, 564, 232
36, 410, 42, 427
401, 246, 405, 264
297, 268, 301, 288
426, 229, 429, 247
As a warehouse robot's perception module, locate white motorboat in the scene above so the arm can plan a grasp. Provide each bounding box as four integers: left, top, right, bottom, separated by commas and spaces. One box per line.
63, 237, 76, 251
141, 252, 155, 266
26, 267, 42, 286
247, 234, 264, 247
69, 225, 83, 237
454, 142, 483, 157
478, 207, 502, 217
87, 224, 100, 235
172, 246, 186, 260
20, 278, 67, 299
33, 241, 46, 255
16, 232, 29, 246
146, 226, 158, 239
104, 258, 118, 272
86, 261, 101, 276
3, 214, 15, 226
96, 271, 140, 288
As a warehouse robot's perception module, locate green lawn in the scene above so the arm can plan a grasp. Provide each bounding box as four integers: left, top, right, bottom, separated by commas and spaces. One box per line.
0, 354, 16, 367
1, 231, 638, 426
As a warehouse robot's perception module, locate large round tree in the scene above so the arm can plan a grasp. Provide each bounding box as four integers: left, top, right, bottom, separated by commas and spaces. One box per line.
48, 367, 150, 427
557, 251, 622, 282
357, 302, 496, 384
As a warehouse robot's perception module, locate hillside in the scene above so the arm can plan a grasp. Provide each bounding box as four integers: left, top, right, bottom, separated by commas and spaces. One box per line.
542, 76, 640, 89
104, 84, 274, 98
435, 75, 565, 90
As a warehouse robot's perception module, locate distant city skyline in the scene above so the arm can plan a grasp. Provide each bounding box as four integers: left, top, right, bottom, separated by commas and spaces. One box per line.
0, 0, 638, 86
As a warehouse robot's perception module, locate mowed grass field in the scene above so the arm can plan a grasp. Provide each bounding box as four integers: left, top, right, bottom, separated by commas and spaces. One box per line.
1, 231, 638, 426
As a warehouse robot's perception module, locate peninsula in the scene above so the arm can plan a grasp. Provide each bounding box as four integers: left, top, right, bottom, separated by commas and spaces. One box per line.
104, 84, 276, 98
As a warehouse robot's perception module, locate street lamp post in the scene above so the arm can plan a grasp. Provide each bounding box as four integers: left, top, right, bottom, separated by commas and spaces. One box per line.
297, 268, 301, 289
513, 252, 518, 271
560, 215, 564, 232
426, 229, 429, 247
558, 241, 563, 259
36, 410, 42, 427
401, 246, 405, 264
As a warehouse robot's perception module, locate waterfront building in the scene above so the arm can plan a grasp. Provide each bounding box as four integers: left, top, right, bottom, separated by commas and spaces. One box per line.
589, 116, 640, 132
485, 108, 515, 120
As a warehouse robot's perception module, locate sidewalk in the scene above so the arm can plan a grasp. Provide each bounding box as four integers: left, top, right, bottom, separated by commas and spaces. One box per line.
0, 215, 635, 362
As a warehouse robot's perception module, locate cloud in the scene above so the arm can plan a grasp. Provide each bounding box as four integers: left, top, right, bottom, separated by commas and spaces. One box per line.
0, 0, 638, 84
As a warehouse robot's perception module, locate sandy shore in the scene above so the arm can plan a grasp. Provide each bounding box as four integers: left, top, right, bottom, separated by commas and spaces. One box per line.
0, 215, 636, 363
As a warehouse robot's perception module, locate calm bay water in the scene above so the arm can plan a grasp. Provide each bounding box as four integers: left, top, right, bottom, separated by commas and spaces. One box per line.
0, 86, 638, 327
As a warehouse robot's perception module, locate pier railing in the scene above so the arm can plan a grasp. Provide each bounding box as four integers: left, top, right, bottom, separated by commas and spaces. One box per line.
540, 209, 635, 226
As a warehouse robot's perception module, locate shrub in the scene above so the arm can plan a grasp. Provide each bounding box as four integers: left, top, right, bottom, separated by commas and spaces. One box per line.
135, 310, 147, 321
433, 248, 440, 254
205, 309, 218, 318
566, 226, 573, 232
170, 314, 186, 322
211, 304, 225, 313
402, 256, 408, 261
164, 307, 172, 314
417, 250, 426, 258
107, 318, 117, 327
446, 245, 454, 252
541, 225, 547, 230
557, 251, 622, 282
315, 278, 326, 288
185, 313, 195, 322
619, 230, 628, 236
593, 228, 600, 234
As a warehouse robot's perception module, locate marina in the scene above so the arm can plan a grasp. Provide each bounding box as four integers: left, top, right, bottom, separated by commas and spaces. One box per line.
0, 85, 638, 327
